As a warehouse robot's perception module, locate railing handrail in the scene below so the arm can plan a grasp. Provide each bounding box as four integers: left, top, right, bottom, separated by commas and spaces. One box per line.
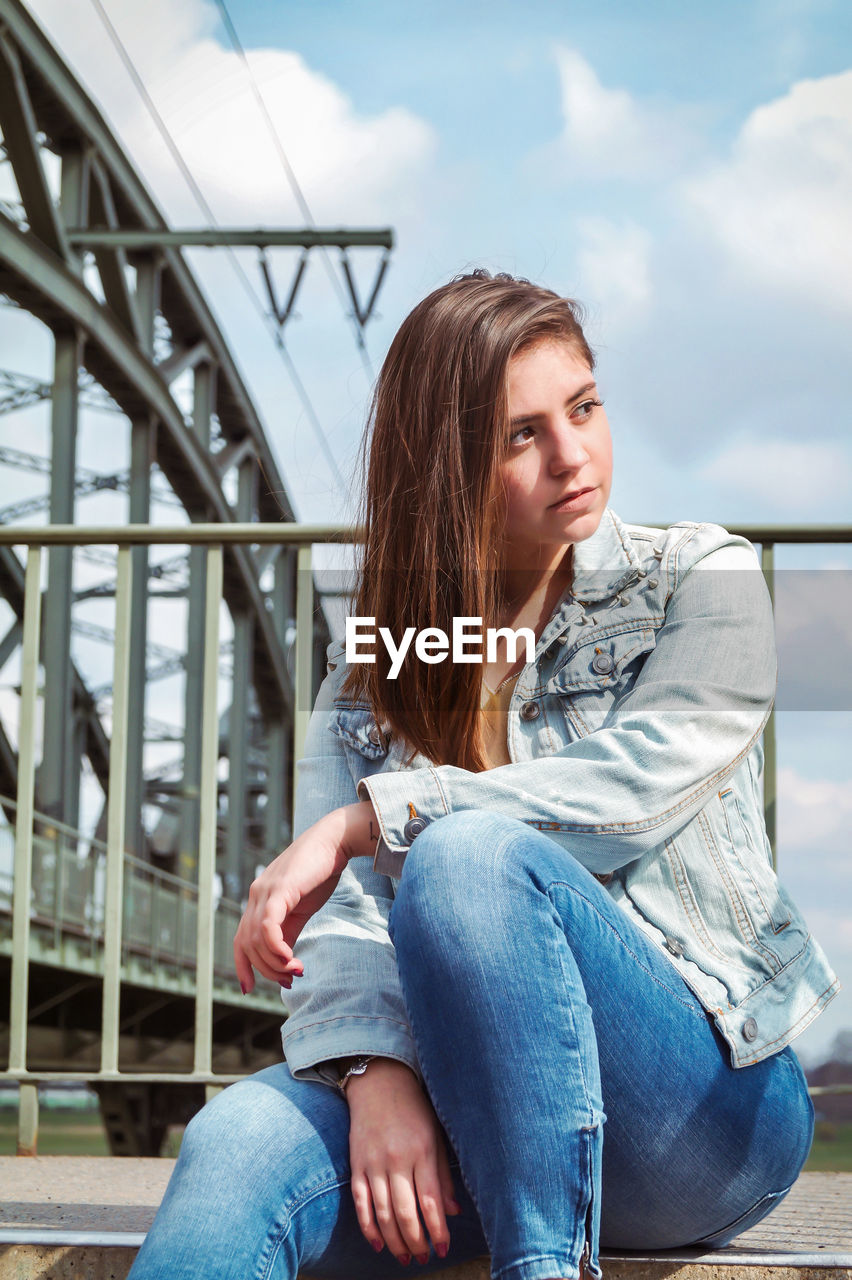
3, 521, 851, 1152
0, 521, 851, 546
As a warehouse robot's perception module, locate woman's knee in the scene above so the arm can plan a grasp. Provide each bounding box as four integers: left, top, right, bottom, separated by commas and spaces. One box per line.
392, 809, 504, 913
179, 1066, 348, 1187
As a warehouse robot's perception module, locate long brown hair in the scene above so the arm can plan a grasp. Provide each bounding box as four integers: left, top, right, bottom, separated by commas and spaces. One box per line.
341, 269, 595, 771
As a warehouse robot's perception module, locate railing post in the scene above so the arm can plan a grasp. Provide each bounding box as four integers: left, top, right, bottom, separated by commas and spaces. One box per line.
760, 541, 777, 870
194, 545, 223, 1076
293, 543, 314, 804
101, 545, 133, 1075
17, 1082, 39, 1157
9, 547, 43, 1081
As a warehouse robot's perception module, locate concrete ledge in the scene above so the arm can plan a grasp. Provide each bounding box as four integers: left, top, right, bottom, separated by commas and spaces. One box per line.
1, 1160, 850, 1279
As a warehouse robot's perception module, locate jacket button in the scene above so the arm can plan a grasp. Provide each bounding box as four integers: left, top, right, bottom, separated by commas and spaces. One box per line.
520, 700, 540, 721
592, 652, 614, 675
742, 1017, 759, 1042
648, 578, 659, 589
664, 935, 685, 957
403, 816, 429, 842
544, 644, 558, 660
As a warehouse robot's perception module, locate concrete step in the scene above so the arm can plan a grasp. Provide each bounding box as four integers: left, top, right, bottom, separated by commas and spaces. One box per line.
0, 1159, 850, 1279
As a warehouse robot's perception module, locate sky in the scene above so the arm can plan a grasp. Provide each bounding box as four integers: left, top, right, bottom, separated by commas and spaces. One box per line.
0, 0, 850, 1064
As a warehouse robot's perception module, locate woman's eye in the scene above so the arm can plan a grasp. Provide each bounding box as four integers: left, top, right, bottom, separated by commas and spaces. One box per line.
571, 398, 603, 423
508, 424, 535, 446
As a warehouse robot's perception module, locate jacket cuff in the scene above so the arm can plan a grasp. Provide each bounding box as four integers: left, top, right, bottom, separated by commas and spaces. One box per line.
357, 771, 449, 876
281, 1015, 423, 1089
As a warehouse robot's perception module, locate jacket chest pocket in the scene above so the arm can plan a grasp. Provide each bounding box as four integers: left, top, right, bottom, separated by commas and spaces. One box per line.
547, 625, 657, 738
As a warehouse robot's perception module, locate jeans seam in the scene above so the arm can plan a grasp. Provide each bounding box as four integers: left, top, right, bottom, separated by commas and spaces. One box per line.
258, 1174, 351, 1280
491, 1251, 577, 1280
544, 879, 708, 1020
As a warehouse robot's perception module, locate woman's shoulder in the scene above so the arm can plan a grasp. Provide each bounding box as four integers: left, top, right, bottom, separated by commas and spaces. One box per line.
612, 511, 761, 577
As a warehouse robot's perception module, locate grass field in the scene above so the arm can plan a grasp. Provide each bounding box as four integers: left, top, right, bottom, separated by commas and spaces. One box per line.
2, 1109, 852, 1169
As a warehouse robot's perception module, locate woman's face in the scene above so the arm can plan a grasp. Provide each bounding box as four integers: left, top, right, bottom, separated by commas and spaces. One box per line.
499, 338, 613, 571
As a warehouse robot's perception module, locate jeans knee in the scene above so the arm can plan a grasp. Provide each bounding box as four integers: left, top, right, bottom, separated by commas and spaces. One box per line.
391, 810, 533, 956
179, 1081, 250, 1168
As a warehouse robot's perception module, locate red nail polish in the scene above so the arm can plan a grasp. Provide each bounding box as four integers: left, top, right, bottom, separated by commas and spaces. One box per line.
416, 1253, 429, 1265
399, 1254, 411, 1266
448, 1199, 461, 1214
372, 1239, 384, 1252
436, 1242, 448, 1258
239, 982, 247, 995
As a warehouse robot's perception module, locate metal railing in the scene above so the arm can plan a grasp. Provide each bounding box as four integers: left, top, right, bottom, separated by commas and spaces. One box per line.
1, 521, 850, 1153
0, 798, 246, 982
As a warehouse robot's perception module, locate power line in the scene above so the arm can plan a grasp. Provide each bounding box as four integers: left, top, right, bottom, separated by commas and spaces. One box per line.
86, 0, 348, 495
212, 0, 376, 381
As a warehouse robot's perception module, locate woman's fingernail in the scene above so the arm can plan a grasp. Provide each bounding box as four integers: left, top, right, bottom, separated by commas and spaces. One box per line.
399, 1254, 411, 1266
372, 1239, 384, 1253
436, 1242, 449, 1258
416, 1253, 429, 1265
448, 1199, 461, 1214
239, 982, 247, 995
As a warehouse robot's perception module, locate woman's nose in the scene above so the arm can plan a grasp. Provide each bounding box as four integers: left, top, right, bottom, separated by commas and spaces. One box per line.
549, 426, 589, 472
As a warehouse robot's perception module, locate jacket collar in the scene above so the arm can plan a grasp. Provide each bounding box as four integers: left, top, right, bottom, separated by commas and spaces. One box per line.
569, 507, 643, 604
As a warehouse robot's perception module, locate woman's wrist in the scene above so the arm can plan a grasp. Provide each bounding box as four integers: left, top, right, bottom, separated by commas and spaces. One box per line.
334, 799, 383, 862
342, 1057, 419, 1102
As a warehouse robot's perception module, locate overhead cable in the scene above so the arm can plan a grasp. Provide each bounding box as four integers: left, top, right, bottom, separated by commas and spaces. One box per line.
87, 0, 348, 494
212, 0, 376, 380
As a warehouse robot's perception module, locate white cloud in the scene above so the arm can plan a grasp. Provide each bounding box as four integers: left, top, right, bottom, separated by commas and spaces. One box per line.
27, 0, 437, 225
575, 217, 652, 329
701, 437, 852, 513
545, 46, 695, 179
685, 70, 852, 311
778, 766, 852, 855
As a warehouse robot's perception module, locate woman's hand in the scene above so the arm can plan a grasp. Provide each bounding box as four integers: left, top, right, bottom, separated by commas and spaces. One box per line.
233, 800, 381, 993
345, 1059, 461, 1264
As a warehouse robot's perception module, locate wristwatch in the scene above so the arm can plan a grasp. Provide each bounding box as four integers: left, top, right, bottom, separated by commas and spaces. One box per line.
337, 1055, 374, 1095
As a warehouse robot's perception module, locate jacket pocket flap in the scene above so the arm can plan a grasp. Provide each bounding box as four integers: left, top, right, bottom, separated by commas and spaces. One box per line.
329, 704, 388, 759
547, 627, 657, 694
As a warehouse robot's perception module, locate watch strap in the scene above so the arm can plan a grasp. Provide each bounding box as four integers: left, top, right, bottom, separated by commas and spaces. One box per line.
337, 1055, 374, 1094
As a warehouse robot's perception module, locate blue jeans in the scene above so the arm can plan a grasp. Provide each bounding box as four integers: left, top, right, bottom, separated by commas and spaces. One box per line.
129, 811, 814, 1280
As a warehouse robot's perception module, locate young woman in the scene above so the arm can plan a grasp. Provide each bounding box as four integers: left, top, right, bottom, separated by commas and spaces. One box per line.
129, 270, 839, 1280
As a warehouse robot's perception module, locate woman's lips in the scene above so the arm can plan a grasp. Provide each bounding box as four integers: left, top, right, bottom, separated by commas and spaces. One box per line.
549, 486, 596, 512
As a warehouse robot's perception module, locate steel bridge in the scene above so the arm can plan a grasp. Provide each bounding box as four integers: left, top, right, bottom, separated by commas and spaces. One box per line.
0, 0, 387, 1150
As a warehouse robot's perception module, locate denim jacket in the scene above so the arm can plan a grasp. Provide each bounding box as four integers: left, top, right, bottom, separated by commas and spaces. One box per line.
281, 509, 840, 1083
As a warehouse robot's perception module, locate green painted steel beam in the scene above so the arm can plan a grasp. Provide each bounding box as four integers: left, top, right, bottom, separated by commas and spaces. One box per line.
66, 227, 394, 250
0, 213, 293, 716
0, 0, 296, 526
40, 331, 82, 823
0, 30, 70, 260
87, 156, 145, 347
